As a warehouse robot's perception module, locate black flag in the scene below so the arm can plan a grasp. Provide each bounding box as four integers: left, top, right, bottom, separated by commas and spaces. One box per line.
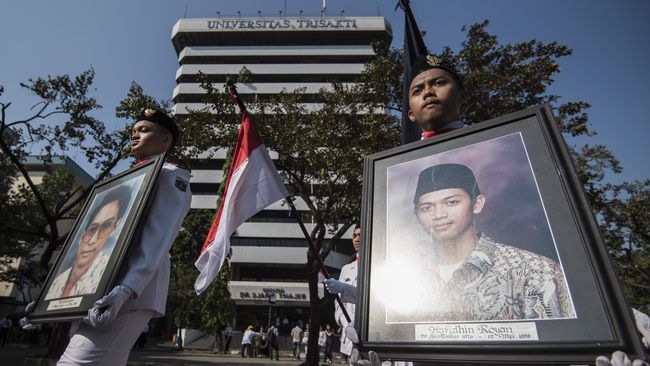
397, 0, 428, 144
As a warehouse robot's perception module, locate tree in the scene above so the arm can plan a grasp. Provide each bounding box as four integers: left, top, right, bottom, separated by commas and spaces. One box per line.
0, 73, 176, 358
184, 42, 401, 363
599, 179, 650, 311
0, 73, 173, 293
167, 209, 236, 344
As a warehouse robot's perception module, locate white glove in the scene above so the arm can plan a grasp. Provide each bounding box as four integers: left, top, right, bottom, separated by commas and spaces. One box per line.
595, 351, 649, 366
633, 308, 650, 349
345, 326, 386, 366
324, 278, 357, 304
84, 285, 132, 328
19, 301, 36, 330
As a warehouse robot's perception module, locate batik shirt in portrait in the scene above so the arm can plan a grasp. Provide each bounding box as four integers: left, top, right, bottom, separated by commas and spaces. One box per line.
391, 235, 574, 322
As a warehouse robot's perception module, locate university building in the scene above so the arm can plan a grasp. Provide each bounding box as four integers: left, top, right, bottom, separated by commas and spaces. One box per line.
170, 15, 392, 331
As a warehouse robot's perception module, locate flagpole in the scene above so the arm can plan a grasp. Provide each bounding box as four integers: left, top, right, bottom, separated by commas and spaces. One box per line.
397, 0, 429, 144
225, 80, 353, 324
285, 198, 353, 324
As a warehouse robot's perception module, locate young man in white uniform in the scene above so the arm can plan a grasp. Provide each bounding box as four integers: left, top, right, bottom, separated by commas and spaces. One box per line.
326, 225, 361, 362
56, 109, 192, 365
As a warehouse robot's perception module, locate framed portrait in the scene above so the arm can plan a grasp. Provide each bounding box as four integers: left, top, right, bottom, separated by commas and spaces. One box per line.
28, 154, 165, 323
357, 105, 645, 364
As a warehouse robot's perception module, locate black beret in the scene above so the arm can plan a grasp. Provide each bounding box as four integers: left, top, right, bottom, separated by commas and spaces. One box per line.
136, 109, 179, 142
413, 163, 480, 206
410, 54, 463, 89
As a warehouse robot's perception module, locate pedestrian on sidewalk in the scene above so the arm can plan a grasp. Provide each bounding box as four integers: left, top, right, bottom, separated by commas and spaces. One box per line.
291, 323, 303, 360
302, 323, 309, 358
222, 325, 232, 354
267, 325, 280, 360
241, 325, 260, 357
0, 315, 12, 347
324, 324, 334, 364
318, 325, 326, 361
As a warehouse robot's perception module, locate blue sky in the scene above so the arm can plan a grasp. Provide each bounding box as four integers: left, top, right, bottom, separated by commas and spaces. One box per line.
2, 0, 648, 184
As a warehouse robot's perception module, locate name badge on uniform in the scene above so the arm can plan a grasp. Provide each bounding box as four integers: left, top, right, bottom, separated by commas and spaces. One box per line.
175, 177, 188, 192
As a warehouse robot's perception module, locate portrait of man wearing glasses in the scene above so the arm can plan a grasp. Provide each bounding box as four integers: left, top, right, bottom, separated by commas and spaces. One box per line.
45, 184, 132, 300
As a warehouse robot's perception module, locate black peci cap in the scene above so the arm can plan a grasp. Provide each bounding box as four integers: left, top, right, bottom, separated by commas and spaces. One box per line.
409, 54, 463, 89
136, 109, 179, 143
413, 163, 480, 206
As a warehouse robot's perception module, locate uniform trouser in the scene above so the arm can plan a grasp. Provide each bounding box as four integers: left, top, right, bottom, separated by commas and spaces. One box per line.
57, 309, 154, 366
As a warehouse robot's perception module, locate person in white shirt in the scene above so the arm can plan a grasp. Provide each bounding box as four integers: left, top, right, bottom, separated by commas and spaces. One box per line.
241, 325, 261, 358
325, 225, 361, 362
291, 323, 303, 360
54, 108, 192, 366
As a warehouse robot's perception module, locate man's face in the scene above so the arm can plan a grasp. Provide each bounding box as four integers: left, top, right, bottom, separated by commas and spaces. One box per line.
408, 68, 464, 132
415, 188, 485, 244
351, 228, 361, 253
131, 120, 172, 160
75, 200, 120, 272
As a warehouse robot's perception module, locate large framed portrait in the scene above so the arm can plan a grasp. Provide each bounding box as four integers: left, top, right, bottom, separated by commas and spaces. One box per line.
28, 155, 165, 323
357, 105, 645, 364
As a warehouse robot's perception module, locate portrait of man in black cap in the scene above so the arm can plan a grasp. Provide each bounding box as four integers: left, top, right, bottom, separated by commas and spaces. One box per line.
386, 160, 575, 322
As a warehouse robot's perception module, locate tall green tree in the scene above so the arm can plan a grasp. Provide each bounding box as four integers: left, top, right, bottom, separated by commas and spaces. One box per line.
1, 70, 121, 291
186, 46, 401, 363
599, 179, 650, 310
0, 72, 238, 358
168, 209, 235, 335
0, 73, 171, 294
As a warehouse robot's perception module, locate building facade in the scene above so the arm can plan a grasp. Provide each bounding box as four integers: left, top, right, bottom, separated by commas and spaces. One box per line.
171, 15, 392, 331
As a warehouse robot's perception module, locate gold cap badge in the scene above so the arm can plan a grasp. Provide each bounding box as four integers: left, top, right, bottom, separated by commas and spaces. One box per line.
426, 55, 443, 67
143, 109, 156, 117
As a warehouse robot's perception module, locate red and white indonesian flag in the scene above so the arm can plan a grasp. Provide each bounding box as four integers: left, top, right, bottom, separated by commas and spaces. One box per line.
194, 110, 288, 294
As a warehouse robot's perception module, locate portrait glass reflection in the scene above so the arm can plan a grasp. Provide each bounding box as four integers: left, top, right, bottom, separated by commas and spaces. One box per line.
381, 132, 576, 323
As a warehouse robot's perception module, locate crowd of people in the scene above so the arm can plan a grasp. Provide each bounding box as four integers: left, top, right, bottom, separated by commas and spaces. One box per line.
232, 321, 351, 363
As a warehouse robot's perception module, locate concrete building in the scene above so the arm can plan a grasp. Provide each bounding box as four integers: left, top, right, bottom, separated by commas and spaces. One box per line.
171, 15, 392, 330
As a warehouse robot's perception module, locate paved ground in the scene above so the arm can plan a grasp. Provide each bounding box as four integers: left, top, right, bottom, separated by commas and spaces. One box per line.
0, 343, 344, 366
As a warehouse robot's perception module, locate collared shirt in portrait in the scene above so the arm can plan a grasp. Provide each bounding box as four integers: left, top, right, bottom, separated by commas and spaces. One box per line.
45, 251, 110, 300
391, 235, 574, 322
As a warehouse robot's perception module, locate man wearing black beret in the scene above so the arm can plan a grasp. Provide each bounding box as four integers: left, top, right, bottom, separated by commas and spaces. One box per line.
408, 54, 466, 139
409, 163, 574, 321
55, 108, 192, 365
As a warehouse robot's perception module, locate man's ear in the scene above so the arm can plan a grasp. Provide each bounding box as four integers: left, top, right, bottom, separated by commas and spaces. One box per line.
163, 133, 173, 149
408, 109, 417, 122
473, 195, 486, 214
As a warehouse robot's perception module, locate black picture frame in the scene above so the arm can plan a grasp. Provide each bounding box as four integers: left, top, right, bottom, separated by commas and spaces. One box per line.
28, 154, 165, 323
357, 105, 645, 364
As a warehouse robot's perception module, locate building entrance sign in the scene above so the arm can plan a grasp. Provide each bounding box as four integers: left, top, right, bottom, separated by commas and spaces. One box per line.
230, 281, 322, 304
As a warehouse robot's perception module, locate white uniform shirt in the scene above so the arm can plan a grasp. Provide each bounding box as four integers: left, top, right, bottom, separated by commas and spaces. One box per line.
121, 163, 192, 317
334, 258, 357, 356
